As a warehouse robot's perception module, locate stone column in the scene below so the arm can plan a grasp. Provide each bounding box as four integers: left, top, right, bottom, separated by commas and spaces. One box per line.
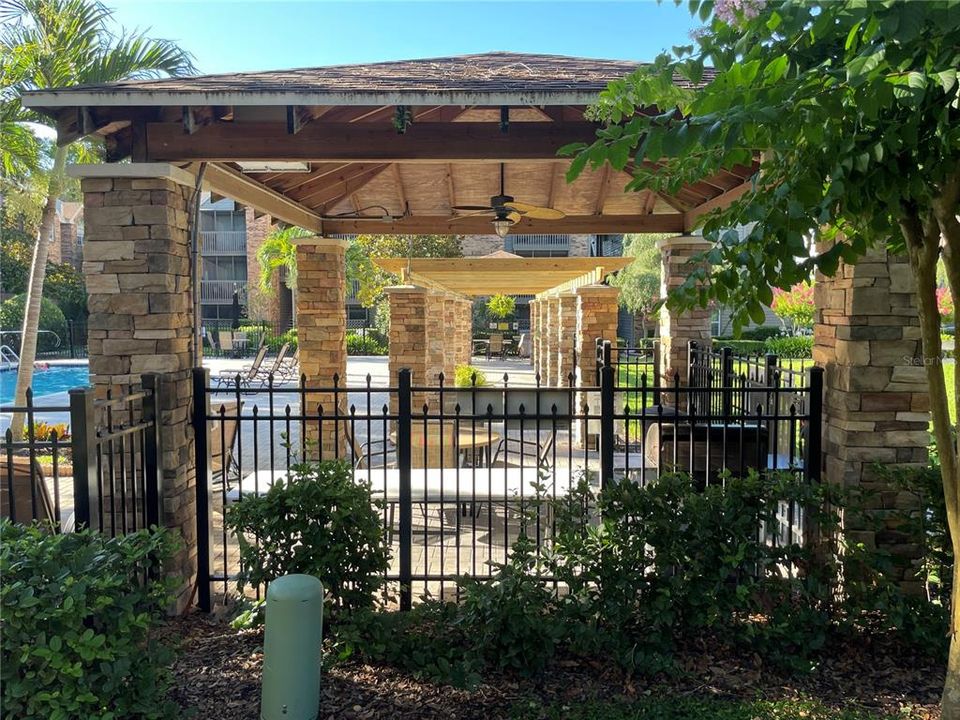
574, 285, 620, 446
81, 168, 196, 612
543, 297, 558, 386
656, 235, 713, 386
442, 295, 458, 383
814, 248, 928, 590
386, 285, 429, 412
457, 298, 473, 367
425, 292, 447, 385
295, 236, 347, 459
528, 298, 538, 367
556, 293, 578, 386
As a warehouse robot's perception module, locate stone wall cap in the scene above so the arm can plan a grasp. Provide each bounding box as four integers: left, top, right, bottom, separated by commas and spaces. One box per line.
655, 235, 713, 251
574, 284, 619, 296
384, 284, 429, 295
67, 162, 195, 188
292, 236, 350, 250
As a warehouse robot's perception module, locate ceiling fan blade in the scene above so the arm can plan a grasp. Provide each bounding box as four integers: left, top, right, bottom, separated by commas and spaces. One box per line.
505, 201, 566, 220
507, 211, 522, 224
452, 205, 494, 211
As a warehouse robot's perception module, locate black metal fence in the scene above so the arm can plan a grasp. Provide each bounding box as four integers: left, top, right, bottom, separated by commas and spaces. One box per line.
195, 345, 822, 612
0, 319, 88, 360
1, 378, 161, 536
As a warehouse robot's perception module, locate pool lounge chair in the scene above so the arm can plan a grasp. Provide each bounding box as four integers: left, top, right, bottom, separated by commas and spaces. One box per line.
209, 400, 242, 489
213, 344, 269, 390
253, 343, 292, 386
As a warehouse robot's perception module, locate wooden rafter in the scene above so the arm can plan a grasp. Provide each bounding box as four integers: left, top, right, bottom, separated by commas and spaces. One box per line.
393, 164, 408, 213
297, 164, 391, 209
594, 165, 611, 215
285, 163, 389, 204
683, 180, 753, 231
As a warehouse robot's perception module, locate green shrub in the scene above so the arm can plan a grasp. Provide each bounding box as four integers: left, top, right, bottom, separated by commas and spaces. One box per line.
764, 334, 813, 358
551, 472, 837, 672
0, 523, 178, 720
741, 326, 783, 341
0, 293, 68, 352
457, 530, 563, 676
712, 339, 766, 355
224, 460, 389, 617
346, 330, 387, 355
454, 364, 487, 387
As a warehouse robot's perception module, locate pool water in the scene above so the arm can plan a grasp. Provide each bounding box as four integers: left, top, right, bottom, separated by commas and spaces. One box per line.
0, 364, 90, 405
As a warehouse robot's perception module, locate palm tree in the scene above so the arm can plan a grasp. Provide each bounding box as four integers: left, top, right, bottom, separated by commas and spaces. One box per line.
256, 225, 312, 294
1, 0, 195, 438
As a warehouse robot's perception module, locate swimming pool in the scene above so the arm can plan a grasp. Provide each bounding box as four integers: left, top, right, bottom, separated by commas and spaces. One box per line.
0, 364, 90, 405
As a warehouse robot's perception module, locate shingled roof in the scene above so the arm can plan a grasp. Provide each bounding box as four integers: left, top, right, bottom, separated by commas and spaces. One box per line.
23, 51, 713, 107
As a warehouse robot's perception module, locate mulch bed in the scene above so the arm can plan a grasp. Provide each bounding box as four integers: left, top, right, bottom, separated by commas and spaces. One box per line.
167, 612, 943, 719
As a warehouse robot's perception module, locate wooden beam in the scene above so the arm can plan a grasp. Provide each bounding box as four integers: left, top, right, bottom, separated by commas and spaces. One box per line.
199, 163, 323, 232
320, 213, 684, 235
683, 181, 753, 231
143, 121, 602, 162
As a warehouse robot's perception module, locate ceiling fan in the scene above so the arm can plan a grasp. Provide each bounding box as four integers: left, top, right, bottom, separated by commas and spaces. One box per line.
452, 163, 565, 238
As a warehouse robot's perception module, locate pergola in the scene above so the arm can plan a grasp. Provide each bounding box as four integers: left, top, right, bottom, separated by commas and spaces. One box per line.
21, 51, 929, 605
22, 51, 757, 439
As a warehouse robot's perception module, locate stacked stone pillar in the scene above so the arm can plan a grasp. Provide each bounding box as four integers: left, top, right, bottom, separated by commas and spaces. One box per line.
574, 285, 620, 446
814, 248, 928, 590
455, 297, 473, 366
656, 236, 713, 387
386, 286, 430, 412
295, 237, 348, 459
543, 297, 559, 385
528, 298, 538, 367
425, 291, 448, 385
556, 293, 578, 386
81, 168, 196, 612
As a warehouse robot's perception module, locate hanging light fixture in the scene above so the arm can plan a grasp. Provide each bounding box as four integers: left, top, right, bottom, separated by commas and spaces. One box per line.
491, 216, 514, 238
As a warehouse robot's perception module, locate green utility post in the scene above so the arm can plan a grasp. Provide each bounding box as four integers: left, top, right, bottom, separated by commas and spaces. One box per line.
261, 574, 324, 720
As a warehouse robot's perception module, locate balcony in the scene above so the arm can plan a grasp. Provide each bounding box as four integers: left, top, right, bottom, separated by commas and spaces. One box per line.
201, 280, 247, 302
507, 234, 570, 254
201, 230, 247, 255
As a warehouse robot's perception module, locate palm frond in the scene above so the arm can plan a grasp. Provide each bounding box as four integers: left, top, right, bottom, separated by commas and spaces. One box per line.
256, 226, 312, 293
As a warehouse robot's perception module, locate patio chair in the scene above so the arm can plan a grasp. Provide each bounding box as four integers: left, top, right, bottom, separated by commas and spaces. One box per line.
217, 330, 235, 356
274, 346, 300, 384
204, 329, 218, 355
213, 344, 269, 390
487, 332, 506, 360
209, 400, 242, 489
0, 455, 73, 532
253, 342, 292, 386
490, 433, 556, 470
514, 333, 529, 358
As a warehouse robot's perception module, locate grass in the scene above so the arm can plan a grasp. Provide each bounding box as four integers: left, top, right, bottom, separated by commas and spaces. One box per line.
510, 696, 916, 720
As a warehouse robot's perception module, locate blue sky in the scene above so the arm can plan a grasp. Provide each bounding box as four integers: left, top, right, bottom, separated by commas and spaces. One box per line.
107, 1, 702, 74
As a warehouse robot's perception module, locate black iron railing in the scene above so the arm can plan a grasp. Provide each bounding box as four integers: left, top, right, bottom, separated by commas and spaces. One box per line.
194, 348, 822, 612
1, 379, 161, 536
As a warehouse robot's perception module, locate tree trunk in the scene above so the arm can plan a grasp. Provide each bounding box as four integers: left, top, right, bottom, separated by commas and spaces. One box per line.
9, 145, 66, 440
933, 169, 960, 720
